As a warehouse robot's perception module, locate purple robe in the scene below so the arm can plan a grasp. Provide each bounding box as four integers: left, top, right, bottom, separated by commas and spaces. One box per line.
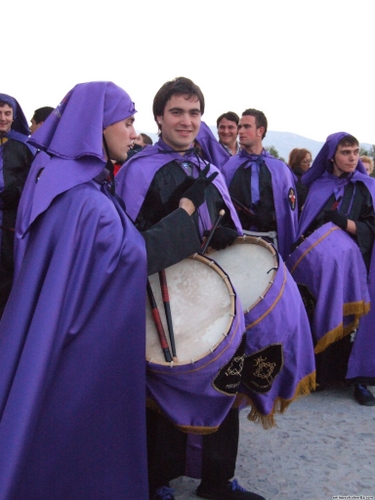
195, 121, 230, 170
295, 132, 375, 381
0, 82, 148, 499
222, 150, 298, 260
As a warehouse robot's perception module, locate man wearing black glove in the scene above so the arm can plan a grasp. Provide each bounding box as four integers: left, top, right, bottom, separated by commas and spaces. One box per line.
290, 132, 375, 408
116, 78, 264, 500
324, 209, 348, 230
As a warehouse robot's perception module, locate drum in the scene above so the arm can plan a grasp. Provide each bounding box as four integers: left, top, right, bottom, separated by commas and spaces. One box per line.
209, 235, 316, 426
146, 254, 246, 432
208, 235, 278, 314
286, 222, 370, 354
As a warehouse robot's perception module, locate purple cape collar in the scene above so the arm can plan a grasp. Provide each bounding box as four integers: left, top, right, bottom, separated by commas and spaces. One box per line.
222, 150, 298, 260
116, 138, 242, 234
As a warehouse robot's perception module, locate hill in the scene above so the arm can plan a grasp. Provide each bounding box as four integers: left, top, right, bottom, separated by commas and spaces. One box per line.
143, 128, 373, 162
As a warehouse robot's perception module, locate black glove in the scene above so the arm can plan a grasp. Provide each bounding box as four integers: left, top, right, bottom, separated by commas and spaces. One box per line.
324, 210, 348, 230
181, 164, 218, 209
204, 226, 238, 250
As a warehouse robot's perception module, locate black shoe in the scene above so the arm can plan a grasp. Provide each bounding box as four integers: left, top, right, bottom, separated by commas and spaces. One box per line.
196, 479, 265, 500
354, 384, 375, 406
153, 485, 175, 500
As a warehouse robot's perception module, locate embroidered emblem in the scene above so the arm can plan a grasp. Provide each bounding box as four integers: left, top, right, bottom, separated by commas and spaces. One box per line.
288, 187, 296, 210
212, 335, 246, 395
241, 343, 283, 394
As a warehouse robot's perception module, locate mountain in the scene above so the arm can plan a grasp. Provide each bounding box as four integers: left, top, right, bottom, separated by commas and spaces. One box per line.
143, 128, 372, 162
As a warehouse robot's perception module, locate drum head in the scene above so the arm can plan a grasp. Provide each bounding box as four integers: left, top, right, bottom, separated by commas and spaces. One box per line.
146, 254, 235, 365
210, 236, 278, 313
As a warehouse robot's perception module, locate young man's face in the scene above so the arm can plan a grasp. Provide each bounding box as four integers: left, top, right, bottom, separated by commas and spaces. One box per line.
217, 118, 238, 146
238, 115, 263, 152
332, 143, 359, 177
157, 94, 201, 151
103, 116, 137, 163
0, 104, 14, 134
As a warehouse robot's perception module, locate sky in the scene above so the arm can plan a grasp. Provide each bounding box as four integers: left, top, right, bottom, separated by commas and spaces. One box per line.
3, 0, 374, 145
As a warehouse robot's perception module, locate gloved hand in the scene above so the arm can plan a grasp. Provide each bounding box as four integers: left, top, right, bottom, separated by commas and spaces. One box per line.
181, 164, 218, 209
204, 226, 238, 250
324, 210, 348, 230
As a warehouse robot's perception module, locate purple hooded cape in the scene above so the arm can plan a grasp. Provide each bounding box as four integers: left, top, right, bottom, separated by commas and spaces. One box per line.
222, 150, 298, 260
0, 93, 30, 139
115, 138, 243, 235
195, 121, 230, 170
0, 82, 149, 499
292, 132, 375, 381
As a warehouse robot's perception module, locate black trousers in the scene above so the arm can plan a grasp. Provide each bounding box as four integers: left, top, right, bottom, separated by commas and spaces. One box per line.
147, 407, 239, 498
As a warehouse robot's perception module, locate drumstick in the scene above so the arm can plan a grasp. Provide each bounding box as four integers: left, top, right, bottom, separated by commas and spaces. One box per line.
331, 196, 343, 211
201, 209, 225, 255
146, 279, 172, 363
158, 270, 177, 360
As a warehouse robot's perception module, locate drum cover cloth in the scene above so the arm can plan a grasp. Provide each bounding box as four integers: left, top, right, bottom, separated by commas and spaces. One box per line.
287, 222, 370, 355
210, 238, 315, 425
146, 257, 246, 433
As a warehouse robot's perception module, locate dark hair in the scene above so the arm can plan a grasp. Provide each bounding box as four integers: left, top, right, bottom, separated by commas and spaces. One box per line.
337, 134, 359, 148
216, 111, 239, 128
152, 77, 205, 124
140, 133, 153, 145
241, 108, 268, 138
0, 100, 13, 109
32, 106, 54, 124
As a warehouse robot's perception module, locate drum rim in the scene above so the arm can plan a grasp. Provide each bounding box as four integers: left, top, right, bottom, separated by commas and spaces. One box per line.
208, 235, 279, 314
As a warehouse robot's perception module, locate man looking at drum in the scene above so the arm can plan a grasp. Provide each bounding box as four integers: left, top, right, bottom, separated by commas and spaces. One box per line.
291, 132, 375, 406
116, 77, 264, 500
221, 108, 298, 261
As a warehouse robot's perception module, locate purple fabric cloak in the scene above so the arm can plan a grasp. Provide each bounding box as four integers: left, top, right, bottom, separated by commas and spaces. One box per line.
115, 138, 243, 235
195, 121, 230, 170
0, 82, 149, 499
222, 150, 298, 260
295, 132, 375, 381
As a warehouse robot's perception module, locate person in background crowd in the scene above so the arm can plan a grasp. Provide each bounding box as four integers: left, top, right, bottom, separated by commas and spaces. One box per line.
30, 106, 54, 134
0, 93, 35, 318
222, 108, 298, 260
360, 155, 374, 176
288, 148, 313, 214
217, 111, 240, 156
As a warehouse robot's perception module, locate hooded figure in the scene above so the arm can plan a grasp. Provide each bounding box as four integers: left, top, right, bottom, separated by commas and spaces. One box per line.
0, 93, 35, 317
0, 82, 149, 499
287, 132, 375, 404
